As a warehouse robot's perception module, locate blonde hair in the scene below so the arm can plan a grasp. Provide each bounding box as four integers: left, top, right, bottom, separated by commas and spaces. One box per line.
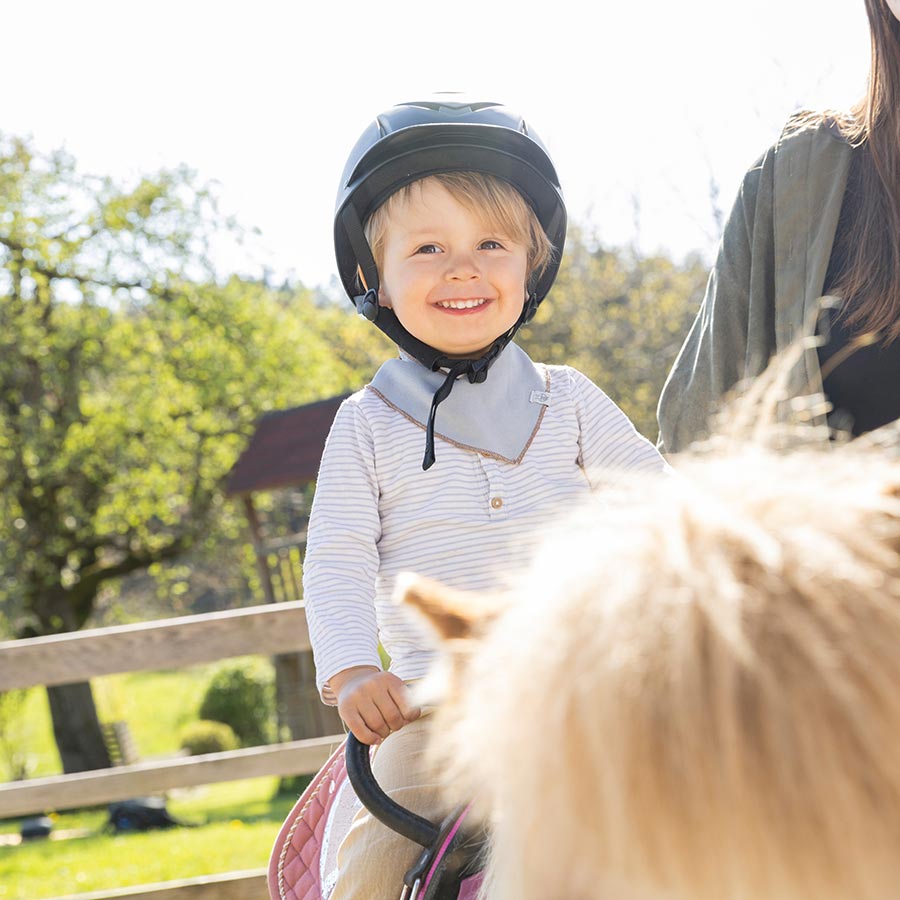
408, 439, 900, 900
364, 172, 553, 284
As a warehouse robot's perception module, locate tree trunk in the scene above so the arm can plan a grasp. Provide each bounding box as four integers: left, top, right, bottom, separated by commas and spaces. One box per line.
46, 681, 112, 774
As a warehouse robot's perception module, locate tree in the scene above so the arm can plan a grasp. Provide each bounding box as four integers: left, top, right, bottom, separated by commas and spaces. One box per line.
0, 135, 370, 772
519, 225, 707, 438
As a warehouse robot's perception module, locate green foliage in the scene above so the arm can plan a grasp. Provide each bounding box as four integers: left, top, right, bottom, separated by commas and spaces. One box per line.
519, 225, 706, 439
0, 690, 35, 781
0, 133, 389, 642
198, 659, 275, 747
0, 687, 55, 781
178, 719, 239, 756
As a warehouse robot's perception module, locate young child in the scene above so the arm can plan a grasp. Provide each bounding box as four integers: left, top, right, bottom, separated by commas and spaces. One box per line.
303, 96, 666, 898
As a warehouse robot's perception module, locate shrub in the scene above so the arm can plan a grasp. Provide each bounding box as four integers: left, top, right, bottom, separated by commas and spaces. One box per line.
179, 719, 239, 756
198, 659, 275, 746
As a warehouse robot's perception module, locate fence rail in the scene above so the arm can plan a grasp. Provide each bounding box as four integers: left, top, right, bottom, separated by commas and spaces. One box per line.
0, 602, 343, 900
0, 735, 339, 819
0, 601, 311, 691
53, 869, 267, 900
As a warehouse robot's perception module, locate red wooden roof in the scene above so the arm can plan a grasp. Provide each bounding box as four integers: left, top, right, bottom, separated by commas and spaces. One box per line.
224, 394, 350, 496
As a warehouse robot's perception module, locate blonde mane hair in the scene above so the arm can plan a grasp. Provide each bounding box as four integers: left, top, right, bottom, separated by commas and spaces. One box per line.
364, 171, 553, 282
404, 436, 900, 899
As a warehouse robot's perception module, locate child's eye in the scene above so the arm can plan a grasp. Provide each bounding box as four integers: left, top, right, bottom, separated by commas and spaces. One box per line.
415, 244, 441, 254
479, 239, 505, 250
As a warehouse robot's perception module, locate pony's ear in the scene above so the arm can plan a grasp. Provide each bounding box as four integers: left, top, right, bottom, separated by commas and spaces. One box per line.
396, 572, 507, 642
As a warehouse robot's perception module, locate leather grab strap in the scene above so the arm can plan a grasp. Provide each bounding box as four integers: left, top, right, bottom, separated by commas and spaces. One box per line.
344, 732, 440, 848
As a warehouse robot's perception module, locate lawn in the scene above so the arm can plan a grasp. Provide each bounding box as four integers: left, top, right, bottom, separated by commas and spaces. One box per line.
0, 778, 302, 899
0, 661, 314, 899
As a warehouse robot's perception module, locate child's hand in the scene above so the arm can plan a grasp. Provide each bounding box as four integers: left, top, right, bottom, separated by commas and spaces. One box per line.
330, 665, 421, 745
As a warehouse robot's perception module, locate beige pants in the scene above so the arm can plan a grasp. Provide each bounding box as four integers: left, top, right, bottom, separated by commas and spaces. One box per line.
330, 715, 446, 900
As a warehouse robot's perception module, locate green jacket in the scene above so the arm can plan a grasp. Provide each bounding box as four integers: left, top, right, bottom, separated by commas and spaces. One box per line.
656, 120, 853, 454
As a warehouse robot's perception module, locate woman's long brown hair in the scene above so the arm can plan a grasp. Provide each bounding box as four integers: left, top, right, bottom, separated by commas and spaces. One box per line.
828, 0, 900, 343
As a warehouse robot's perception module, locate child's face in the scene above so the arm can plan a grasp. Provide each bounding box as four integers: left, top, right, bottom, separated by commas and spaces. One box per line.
378, 179, 529, 358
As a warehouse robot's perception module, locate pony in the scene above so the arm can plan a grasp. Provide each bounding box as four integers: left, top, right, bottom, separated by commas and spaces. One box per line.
400, 433, 900, 900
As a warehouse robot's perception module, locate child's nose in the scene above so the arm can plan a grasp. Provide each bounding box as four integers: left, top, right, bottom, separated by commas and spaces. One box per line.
444, 249, 481, 280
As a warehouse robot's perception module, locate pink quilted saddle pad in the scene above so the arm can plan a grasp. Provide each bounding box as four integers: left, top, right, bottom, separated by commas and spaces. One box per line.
268, 738, 358, 900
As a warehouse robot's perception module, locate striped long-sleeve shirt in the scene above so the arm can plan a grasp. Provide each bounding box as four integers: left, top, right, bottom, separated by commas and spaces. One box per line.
303, 362, 665, 702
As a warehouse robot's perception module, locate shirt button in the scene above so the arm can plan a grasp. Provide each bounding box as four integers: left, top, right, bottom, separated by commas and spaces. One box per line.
490, 496, 503, 509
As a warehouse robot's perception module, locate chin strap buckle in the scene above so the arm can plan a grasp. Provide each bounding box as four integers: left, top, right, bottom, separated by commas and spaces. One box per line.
467, 356, 490, 383
354, 288, 380, 322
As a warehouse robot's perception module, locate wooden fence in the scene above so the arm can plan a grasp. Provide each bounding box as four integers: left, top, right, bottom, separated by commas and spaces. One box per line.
0, 603, 344, 900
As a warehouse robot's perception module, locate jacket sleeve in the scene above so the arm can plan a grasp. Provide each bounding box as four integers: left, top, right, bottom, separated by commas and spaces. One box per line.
656, 147, 778, 454
302, 398, 383, 704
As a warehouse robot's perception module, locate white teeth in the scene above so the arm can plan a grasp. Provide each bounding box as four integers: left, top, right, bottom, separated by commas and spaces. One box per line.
437, 298, 488, 309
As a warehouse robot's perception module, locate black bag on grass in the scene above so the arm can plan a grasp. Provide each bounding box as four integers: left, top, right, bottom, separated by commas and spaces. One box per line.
107, 797, 181, 832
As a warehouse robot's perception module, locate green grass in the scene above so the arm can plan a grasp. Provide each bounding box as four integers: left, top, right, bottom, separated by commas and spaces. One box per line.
0, 779, 302, 899
0, 660, 313, 899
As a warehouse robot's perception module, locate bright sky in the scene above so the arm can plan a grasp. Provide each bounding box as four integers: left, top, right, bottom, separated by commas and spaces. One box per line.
2, 0, 870, 290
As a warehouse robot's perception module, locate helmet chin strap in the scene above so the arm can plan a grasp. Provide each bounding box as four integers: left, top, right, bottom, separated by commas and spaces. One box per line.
353, 291, 540, 470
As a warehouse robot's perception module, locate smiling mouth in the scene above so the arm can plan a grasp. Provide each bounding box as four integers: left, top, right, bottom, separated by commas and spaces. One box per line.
434, 298, 489, 310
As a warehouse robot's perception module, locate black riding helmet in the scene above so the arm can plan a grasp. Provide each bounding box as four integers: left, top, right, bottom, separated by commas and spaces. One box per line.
334, 97, 567, 468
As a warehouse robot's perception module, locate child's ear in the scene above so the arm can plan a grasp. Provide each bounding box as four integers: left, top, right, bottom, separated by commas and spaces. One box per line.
378, 287, 392, 309
396, 572, 506, 642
